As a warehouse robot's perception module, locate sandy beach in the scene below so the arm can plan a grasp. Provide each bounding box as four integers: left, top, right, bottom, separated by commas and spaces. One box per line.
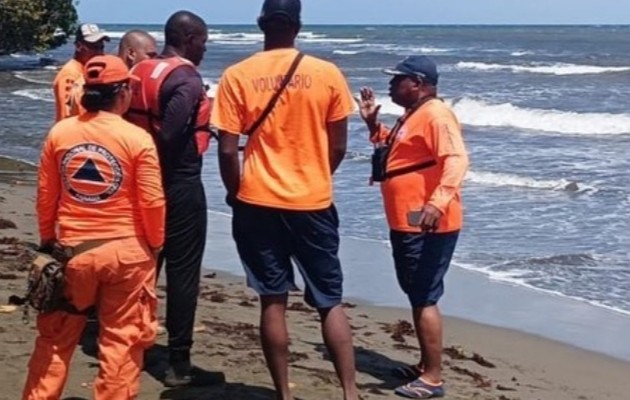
1, 155, 630, 400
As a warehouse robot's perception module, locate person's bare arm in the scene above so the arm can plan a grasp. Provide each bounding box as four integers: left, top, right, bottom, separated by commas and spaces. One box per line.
218, 131, 241, 204
326, 118, 348, 175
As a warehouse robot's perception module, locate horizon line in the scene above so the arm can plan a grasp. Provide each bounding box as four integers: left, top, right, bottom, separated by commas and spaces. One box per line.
92, 22, 630, 27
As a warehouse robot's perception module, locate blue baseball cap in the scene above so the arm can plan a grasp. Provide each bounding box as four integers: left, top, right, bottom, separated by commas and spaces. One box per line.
259, 0, 301, 25
383, 55, 439, 86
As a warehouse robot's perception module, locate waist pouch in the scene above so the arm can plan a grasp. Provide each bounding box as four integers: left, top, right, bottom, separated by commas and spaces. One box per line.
9, 253, 71, 321
371, 146, 389, 183
371, 146, 437, 183
9, 241, 106, 321
25, 254, 67, 313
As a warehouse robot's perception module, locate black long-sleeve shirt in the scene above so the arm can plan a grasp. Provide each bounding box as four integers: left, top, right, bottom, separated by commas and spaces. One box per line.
156, 65, 204, 185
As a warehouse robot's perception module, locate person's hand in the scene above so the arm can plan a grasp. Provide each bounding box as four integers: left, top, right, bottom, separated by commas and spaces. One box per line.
355, 87, 381, 130
38, 239, 56, 254
418, 204, 443, 232
38, 239, 68, 261
150, 247, 163, 260
225, 194, 238, 208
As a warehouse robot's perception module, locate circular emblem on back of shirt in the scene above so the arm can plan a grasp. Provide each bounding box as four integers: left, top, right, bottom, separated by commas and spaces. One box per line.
61, 144, 123, 203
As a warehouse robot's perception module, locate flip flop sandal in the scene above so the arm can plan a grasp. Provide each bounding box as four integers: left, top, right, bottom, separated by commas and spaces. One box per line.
395, 377, 445, 399
392, 363, 423, 379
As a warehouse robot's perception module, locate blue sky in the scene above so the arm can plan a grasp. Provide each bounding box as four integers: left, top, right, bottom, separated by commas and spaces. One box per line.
77, 0, 630, 25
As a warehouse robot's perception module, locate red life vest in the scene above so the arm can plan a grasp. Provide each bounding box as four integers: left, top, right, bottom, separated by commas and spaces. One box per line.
126, 57, 212, 155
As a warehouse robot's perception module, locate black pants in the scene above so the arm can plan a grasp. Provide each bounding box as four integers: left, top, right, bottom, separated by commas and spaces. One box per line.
159, 179, 207, 354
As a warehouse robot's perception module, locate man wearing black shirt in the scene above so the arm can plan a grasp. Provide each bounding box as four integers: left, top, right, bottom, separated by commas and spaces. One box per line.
127, 10, 216, 387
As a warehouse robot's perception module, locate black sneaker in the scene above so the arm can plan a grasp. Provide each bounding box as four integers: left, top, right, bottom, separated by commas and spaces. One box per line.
163, 365, 225, 388
163, 364, 192, 387
164, 348, 193, 387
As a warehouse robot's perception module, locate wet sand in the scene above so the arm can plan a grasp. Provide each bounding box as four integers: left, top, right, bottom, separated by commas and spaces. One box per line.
1, 155, 630, 400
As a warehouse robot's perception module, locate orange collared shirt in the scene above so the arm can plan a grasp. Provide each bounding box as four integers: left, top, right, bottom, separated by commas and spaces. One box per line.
52, 59, 86, 121
211, 48, 355, 210
372, 99, 469, 233
37, 111, 166, 248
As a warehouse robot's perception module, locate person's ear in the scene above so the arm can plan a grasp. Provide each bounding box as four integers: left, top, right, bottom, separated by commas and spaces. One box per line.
181, 33, 192, 50
119, 84, 132, 111
295, 22, 302, 35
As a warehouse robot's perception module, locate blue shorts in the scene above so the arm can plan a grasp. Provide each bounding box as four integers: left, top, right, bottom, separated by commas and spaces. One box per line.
232, 201, 343, 309
390, 230, 459, 308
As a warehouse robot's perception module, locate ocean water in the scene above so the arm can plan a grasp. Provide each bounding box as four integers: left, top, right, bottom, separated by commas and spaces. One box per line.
1, 25, 630, 321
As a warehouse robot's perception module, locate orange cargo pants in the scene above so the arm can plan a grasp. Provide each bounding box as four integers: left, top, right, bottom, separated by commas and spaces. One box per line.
22, 237, 158, 400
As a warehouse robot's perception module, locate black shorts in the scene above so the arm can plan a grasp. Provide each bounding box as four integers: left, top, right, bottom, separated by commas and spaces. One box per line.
390, 230, 459, 308
232, 201, 343, 309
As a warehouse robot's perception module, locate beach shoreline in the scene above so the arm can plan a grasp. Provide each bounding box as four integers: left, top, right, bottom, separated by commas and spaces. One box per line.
203, 204, 630, 364
1, 154, 630, 400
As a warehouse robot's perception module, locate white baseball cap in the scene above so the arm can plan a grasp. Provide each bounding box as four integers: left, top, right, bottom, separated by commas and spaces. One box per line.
75, 23, 110, 44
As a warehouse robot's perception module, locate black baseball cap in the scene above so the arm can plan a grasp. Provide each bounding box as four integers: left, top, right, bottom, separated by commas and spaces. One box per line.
259, 0, 301, 25
383, 55, 439, 86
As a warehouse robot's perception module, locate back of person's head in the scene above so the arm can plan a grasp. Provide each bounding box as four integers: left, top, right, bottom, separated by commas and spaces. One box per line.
164, 10, 207, 48
81, 55, 136, 113
258, 0, 301, 35
118, 30, 158, 68
164, 10, 208, 65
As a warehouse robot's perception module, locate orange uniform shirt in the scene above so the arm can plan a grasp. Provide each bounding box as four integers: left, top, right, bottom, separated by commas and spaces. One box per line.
37, 112, 166, 248
52, 59, 85, 121
372, 99, 469, 233
211, 48, 355, 210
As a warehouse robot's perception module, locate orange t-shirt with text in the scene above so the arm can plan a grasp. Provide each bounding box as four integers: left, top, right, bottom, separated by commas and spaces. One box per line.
372, 99, 469, 233
52, 59, 86, 121
37, 112, 166, 248
210, 48, 355, 210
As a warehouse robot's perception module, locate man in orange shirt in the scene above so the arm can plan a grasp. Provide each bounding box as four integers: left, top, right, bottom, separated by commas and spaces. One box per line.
53, 23, 109, 121
117, 30, 158, 68
23, 55, 165, 400
357, 55, 469, 399
211, 1, 359, 399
